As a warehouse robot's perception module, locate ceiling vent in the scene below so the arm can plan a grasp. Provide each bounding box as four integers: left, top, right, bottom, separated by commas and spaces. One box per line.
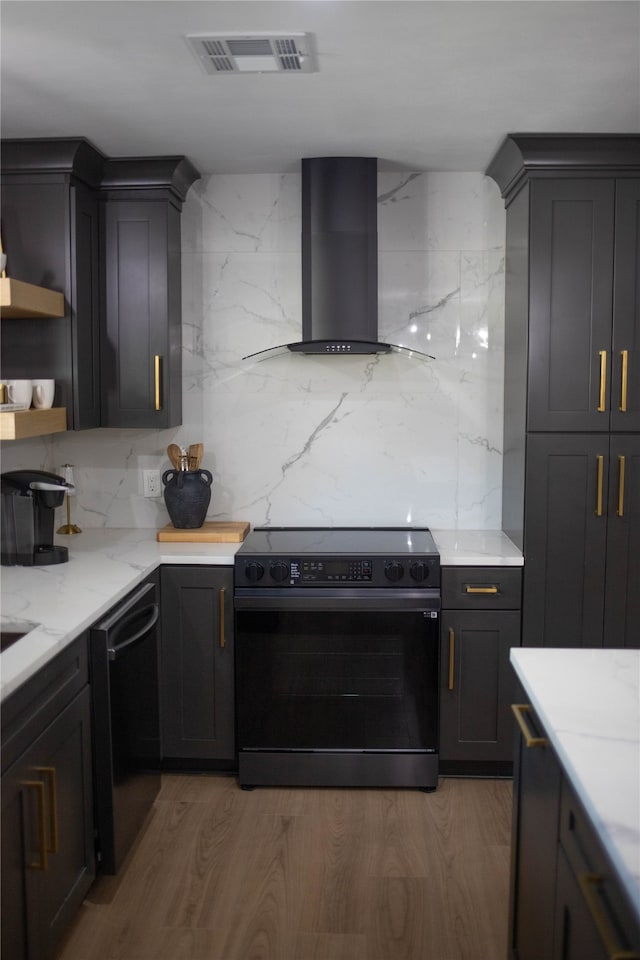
186, 33, 316, 74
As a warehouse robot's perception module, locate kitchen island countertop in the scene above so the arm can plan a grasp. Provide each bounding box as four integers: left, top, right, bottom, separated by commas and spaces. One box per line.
511, 647, 640, 925
1, 527, 522, 702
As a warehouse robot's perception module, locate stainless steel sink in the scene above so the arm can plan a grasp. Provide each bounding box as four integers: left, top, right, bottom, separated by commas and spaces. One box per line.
0, 620, 38, 652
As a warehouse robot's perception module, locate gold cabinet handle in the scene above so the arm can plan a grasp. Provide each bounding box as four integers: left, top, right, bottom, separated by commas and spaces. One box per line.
598, 350, 607, 412
617, 456, 626, 518
465, 585, 499, 595
596, 455, 604, 517
154, 355, 162, 411
578, 873, 640, 960
35, 766, 58, 853
219, 587, 226, 648
21, 780, 48, 870
620, 349, 629, 412
511, 704, 548, 748
448, 628, 455, 691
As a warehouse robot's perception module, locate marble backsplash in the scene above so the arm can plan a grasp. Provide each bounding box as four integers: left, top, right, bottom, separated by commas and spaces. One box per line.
1, 171, 506, 530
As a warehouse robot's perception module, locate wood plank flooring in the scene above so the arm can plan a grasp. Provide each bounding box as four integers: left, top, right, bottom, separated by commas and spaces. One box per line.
55, 775, 512, 960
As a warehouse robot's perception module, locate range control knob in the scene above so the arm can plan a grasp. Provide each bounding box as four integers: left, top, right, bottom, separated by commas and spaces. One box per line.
410, 561, 430, 583
244, 561, 264, 583
384, 560, 404, 582
270, 560, 290, 582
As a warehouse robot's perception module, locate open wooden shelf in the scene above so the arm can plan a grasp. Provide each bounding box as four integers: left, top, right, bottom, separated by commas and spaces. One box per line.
0, 407, 67, 440
0, 277, 65, 319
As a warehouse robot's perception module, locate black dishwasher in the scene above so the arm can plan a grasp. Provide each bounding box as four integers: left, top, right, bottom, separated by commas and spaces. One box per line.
90, 577, 161, 874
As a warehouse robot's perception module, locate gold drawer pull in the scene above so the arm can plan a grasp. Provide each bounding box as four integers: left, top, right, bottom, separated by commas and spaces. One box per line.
465, 585, 499, 595
21, 780, 48, 870
596, 455, 604, 517
219, 587, 226, 648
154, 355, 162, 411
511, 704, 548, 748
598, 350, 607, 412
35, 766, 59, 853
578, 873, 640, 959
620, 350, 629, 412
617, 456, 626, 518
448, 628, 455, 691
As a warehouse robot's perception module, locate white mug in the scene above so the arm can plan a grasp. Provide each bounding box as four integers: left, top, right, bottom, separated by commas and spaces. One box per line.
32, 379, 55, 410
6, 379, 33, 407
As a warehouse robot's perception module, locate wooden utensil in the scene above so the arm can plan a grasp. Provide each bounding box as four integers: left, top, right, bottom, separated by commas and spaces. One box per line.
187, 443, 203, 470
167, 443, 182, 469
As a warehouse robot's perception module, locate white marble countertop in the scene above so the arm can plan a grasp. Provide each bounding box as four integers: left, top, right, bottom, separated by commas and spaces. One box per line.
1, 527, 522, 702
0, 529, 238, 702
511, 647, 640, 922
432, 529, 523, 566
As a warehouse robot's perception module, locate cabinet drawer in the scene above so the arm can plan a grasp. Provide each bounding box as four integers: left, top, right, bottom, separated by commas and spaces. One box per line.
1, 636, 88, 772
442, 567, 522, 609
558, 777, 640, 955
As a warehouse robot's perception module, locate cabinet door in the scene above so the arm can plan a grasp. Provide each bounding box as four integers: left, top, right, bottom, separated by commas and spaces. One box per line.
101, 200, 182, 428
528, 179, 615, 432
1, 687, 94, 960
611, 179, 640, 432
523, 434, 609, 647
440, 609, 520, 765
70, 183, 101, 429
509, 703, 562, 960
1, 764, 29, 959
160, 566, 234, 761
604, 434, 640, 647
553, 848, 609, 960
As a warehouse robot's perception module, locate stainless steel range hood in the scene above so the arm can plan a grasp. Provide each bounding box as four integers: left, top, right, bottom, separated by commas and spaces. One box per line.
244, 157, 434, 361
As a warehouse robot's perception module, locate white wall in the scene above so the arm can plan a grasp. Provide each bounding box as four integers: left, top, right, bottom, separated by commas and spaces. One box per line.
1, 171, 506, 530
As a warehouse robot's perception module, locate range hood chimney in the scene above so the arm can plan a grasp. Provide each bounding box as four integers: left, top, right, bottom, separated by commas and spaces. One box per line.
244, 156, 434, 361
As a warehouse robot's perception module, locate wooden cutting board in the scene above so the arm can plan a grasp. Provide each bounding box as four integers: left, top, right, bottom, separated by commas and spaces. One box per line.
157, 521, 250, 543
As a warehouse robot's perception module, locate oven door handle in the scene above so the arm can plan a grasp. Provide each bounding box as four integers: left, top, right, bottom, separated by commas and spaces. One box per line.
234, 588, 440, 613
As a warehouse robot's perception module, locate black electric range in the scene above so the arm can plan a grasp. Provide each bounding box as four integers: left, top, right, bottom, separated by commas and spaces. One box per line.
233, 527, 441, 790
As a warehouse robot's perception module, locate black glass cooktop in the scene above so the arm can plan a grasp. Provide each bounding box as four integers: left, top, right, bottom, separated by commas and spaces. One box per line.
237, 526, 439, 558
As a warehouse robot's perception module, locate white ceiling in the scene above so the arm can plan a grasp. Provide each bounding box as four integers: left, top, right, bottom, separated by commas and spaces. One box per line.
1, 1, 639, 175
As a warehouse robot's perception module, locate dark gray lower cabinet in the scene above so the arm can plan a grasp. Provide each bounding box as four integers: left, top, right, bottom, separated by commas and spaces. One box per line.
439, 567, 522, 775
524, 433, 640, 648
160, 565, 235, 763
509, 702, 562, 960
1, 638, 94, 960
509, 697, 640, 960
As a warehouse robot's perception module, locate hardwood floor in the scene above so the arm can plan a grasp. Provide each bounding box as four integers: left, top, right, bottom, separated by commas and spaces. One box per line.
55, 775, 512, 960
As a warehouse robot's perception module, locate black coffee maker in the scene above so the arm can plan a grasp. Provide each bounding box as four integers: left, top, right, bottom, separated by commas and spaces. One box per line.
1, 469, 74, 566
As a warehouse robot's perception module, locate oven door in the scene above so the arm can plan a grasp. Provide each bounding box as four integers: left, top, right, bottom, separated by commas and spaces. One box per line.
235, 588, 439, 766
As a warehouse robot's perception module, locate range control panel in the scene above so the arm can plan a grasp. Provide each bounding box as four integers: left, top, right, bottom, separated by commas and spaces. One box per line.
300, 558, 372, 582
236, 554, 440, 588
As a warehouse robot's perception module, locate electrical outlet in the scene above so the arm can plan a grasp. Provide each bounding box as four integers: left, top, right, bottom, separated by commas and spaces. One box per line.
143, 469, 162, 498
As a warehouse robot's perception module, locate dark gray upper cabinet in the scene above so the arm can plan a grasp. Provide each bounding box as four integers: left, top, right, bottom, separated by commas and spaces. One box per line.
0, 140, 200, 430
1, 139, 104, 429
612, 179, 640, 432
100, 158, 199, 428
487, 135, 640, 439
528, 178, 616, 432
